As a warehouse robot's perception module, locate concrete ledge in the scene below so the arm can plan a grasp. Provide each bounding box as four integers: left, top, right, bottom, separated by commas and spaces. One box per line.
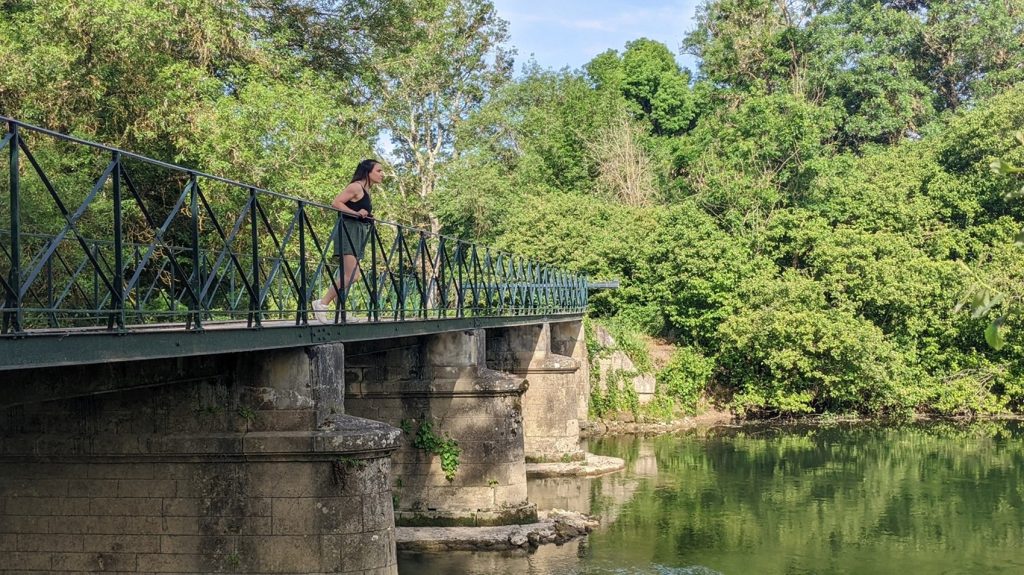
396, 510, 598, 552
525, 453, 625, 479
396, 501, 537, 528
0, 415, 401, 459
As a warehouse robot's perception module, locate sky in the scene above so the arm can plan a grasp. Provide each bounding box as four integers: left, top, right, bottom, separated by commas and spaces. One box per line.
491, 0, 704, 75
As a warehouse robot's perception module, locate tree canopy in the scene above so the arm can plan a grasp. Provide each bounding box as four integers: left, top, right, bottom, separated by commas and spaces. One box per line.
3, 0, 1024, 418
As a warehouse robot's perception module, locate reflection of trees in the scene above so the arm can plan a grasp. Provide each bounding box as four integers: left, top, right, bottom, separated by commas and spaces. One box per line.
588, 422, 1024, 574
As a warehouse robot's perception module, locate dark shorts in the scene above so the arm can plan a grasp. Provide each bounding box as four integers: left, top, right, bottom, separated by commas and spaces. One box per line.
335, 220, 370, 259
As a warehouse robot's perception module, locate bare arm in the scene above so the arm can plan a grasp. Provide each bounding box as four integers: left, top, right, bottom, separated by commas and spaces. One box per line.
331, 182, 369, 218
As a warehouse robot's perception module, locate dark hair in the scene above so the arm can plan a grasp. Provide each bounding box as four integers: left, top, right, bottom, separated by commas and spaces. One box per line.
351, 159, 379, 184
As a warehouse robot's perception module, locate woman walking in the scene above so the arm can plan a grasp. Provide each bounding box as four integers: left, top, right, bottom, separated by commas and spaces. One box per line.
312, 159, 382, 323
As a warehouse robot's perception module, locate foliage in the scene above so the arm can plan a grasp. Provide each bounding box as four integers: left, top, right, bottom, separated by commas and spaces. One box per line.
590, 369, 641, 420
366, 0, 512, 232
7, 0, 1024, 420
412, 419, 461, 481
656, 347, 713, 414
715, 271, 914, 416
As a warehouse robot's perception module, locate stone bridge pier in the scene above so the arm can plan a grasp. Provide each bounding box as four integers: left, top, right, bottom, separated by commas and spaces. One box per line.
485, 321, 586, 463
343, 329, 535, 526
0, 345, 401, 574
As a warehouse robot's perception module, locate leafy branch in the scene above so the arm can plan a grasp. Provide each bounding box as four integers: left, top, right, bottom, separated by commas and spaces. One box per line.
962, 131, 1024, 350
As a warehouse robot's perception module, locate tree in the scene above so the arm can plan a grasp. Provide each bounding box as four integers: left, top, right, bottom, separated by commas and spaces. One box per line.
585, 39, 698, 137
683, 0, 815, 96
364, 0, 512, 233
587, 111, 658, 207
907, 0, 1024, 111
246, 0, 417, 83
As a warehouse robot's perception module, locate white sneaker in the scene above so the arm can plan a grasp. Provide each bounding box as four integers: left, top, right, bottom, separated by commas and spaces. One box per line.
311, 300, 330, 324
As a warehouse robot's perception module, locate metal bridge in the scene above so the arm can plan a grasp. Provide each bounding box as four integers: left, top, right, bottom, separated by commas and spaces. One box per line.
0, 118, 587, 370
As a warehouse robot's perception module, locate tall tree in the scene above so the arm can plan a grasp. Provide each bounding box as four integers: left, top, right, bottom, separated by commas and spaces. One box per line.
363, 0, 512, 232
246, 0, 417, 83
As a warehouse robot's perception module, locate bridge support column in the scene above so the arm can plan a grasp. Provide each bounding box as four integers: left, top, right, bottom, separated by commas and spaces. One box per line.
550, 320, 590, 424
344, 330, 536, 526
0, 346, 401, 574
486, 323, 585, 463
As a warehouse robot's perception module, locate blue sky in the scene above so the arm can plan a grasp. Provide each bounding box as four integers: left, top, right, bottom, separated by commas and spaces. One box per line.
491, 0, 704, 74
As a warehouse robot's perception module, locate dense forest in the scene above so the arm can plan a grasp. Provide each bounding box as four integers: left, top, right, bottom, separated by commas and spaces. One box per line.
2, 0, 1023, 418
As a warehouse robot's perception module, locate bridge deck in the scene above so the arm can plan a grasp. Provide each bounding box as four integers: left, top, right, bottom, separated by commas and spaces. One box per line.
0, 313, 584, 371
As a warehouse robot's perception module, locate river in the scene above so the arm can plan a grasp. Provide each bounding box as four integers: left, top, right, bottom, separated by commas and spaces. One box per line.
398, 421, 1024, 574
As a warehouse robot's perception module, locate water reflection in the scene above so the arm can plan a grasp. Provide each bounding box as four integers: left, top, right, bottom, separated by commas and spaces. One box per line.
400, 421, 1024, 575
398, 539, 587, 575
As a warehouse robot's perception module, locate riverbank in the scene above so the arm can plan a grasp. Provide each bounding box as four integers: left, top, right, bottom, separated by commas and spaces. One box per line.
580, 408, 735, 437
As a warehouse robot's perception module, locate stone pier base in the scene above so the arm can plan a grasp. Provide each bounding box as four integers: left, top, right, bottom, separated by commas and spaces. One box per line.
344, 330, 535, 527
0, 346, 401, 574
486, 323, 585, 463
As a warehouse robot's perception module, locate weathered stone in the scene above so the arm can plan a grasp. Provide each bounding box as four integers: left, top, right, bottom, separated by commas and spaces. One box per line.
0, 346, 400, 574
486, 324, 586, 463
346, 331, 535, 527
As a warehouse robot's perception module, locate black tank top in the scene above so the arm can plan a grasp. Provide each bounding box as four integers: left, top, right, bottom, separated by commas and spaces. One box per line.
344, 185, 372, 217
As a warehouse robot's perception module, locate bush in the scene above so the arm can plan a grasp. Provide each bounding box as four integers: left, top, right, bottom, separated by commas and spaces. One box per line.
656, 347, 713, 414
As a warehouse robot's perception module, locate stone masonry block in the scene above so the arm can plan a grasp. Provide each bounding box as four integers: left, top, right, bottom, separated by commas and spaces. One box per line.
5, 497, 88, 517
271, 496, 363, 535
158, 534, 235, 555
117, 479, 177, 498
88, 497, 163, 517
0, 515, 50, 534
362, 493, 395, 532
255, 535, 322, 572
2, 551, 51, 570
67, 479, 119, 498
16, 533, 84, 552
198, 515, 272, 536
424, 486, 496, 511
50, 551, 138, 571
82, 533, 159, 554
0, 478, 68, 497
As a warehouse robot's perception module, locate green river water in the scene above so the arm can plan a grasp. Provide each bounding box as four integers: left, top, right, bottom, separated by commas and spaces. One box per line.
398, 421, 1024, 574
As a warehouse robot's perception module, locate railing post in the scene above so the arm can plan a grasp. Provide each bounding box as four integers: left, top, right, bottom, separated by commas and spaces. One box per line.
397, 227, 405, 321
133, 245, 141, 318
438, 236, 447, 318
336, 213, 346, 324
93, 243, 101, 312
298, 201, 308, 325
3, 122, 21, 333
369, 221, 379, 322
455, 241, 464, 318
249, 187, 261, 328
46, 253, 55, 327
470, 245, 480, 316
109, 150, 126, 330
188, 173, 203, 330
419, 231, 427, 319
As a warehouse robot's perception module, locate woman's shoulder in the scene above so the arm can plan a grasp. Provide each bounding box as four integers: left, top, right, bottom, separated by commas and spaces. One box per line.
338, 181, 362, 198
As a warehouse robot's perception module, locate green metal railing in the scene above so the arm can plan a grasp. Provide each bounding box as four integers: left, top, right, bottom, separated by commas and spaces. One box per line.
0, 117, 587, 334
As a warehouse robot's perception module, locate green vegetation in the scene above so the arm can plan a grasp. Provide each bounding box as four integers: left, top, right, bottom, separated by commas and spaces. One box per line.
4, 0, 1024, 419
412, 420, 461, 482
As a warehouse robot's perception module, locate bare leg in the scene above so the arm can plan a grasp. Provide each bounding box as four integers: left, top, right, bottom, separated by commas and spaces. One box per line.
319, 255, 361, 306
